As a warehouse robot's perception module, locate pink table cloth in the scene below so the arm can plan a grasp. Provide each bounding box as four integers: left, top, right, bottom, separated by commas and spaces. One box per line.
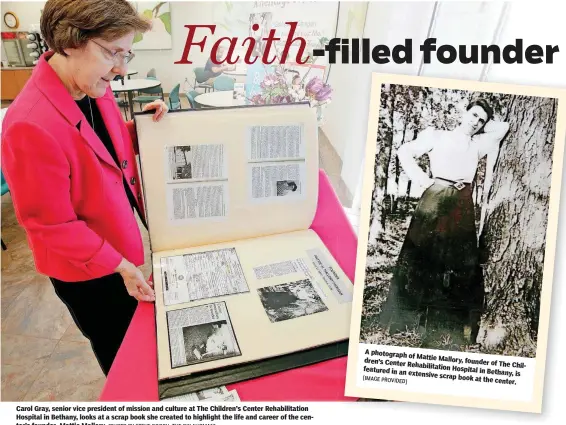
99, 170, 359, 402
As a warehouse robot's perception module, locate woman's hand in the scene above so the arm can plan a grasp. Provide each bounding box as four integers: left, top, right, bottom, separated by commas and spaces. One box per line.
142, 99, 169, 122
115, 258, 155, 302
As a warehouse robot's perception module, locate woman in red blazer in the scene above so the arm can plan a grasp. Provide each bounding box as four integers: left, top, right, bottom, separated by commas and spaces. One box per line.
1, 0, 168, 376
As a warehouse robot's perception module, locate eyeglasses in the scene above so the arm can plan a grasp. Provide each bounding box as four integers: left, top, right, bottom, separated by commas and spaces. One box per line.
91, 39, 135, 65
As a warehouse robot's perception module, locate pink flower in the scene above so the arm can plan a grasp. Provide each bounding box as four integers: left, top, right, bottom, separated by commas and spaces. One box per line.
262, 74, 284, 89
315, 85, 332, 102
251, 94, 265, 105
305, 77, 323, 96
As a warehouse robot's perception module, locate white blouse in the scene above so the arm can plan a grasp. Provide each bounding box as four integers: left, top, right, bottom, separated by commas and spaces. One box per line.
400, 127, 497, 183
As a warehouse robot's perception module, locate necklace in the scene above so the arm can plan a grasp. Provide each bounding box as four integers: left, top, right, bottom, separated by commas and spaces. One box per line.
87, 96, 95, 131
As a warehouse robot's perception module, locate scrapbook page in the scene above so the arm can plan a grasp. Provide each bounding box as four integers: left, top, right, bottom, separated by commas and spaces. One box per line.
134, 103, 353, 396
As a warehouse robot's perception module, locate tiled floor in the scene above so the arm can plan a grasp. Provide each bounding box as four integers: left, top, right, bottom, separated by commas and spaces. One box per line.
1, 95, 356, 401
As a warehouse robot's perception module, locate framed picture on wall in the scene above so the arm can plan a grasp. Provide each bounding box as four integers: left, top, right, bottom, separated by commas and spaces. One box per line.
133, 1, 172, 50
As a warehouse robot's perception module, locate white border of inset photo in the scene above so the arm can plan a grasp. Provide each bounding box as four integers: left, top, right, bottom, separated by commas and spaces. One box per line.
344, 72, 566, 413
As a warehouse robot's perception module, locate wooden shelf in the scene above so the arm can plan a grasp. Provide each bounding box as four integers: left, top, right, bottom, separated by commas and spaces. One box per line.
1, 68, 33, 100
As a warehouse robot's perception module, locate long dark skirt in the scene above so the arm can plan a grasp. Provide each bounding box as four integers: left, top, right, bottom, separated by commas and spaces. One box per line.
377, 182, 484, 341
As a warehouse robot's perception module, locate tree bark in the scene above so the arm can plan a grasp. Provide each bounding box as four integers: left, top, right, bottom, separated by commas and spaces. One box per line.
477, 96, 556, 357
368, 84, 395, 245
381, 86, 396, 228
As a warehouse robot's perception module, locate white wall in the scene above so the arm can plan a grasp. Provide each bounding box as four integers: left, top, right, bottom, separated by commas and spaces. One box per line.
323, 1, 437, 205
420, 1, 506, 80
333, 1, 566, 212
0, 1, 45, 32
486, 3, 566, 87
321, 1, 368, 160
131, 1, 338, 91
128, 1, 210, 93
1, 1, 339, 94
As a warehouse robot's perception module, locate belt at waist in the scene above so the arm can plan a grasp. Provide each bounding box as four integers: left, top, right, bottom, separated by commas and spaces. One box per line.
434, 177, 472, 189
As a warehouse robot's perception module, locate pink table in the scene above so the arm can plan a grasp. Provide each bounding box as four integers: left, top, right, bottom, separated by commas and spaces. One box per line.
99, 170, 359, 402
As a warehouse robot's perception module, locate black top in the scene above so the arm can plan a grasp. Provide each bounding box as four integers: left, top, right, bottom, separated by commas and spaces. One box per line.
75, 95, 141, 219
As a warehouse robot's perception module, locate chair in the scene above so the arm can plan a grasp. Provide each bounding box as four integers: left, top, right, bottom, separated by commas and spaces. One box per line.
147, 68, 157, 78
132, 76, 163, 111
112, 78, 130, 120
193, 67, 213, 93
186, 90, 200, 109
213, 76, 235, 92
168, 83, 182, 110
112, 76, 130, 118
114, 95, 130, 119
1, 170, 9, 250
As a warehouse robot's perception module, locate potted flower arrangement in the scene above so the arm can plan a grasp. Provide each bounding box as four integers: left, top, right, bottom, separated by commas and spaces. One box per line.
249, 70, 333, 123
247, 39, 333, 124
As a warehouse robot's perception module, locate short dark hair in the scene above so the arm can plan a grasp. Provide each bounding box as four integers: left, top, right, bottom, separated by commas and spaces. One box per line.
288, 182, 297, 191
41, 0, 151, 55
466, 98, 494, 122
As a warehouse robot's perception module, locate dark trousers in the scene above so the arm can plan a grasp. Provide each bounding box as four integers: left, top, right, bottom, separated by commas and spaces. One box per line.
50, 273, 138, 376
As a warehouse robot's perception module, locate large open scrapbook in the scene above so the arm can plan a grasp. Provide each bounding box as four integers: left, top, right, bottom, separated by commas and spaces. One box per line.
134, 103, 354, 399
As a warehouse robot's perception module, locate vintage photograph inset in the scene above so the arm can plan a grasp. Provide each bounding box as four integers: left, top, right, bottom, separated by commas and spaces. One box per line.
167, 302, 241, 368
182, 320, 241, 366
258, 279, 328, 323
276, 180, 299, 196
166, 144, 226, 181
169, 145, 193, 180
360, 82, 559, 358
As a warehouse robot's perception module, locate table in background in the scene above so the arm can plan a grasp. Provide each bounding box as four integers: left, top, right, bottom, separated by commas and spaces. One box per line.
126, 69, 138, 79
98, 170, 359, 402
195, 91, 247, 108
110, 78, 161, 118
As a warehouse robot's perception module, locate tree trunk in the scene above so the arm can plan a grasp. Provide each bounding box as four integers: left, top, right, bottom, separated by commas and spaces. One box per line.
381, 86, 395, 228
473, 156, 487, 235
477, 96, 557, 357
392, 101, 410, 213
368, 84, 395, 245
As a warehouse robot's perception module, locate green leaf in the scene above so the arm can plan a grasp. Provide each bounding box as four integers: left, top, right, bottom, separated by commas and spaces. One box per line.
158, 11, 171, 35
133, 32, 143, 43
142, 9, 153, 20
217, 23, 230, 32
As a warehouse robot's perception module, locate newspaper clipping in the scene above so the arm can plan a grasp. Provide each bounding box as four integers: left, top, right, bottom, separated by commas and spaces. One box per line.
246, 124, 307, 203
162, 386, 241, 402
160, 248, 249, 306
250, 162, 306, 200
253, 257, 328, 301
165, 144, 229, 223
253, 258, 314, 281
247, 124, 305, 160
307, 248, 353, 304
167, 181, 228, 221
257, 279, 328, 323
167, 302, 241, 368
167, 144, 227, 181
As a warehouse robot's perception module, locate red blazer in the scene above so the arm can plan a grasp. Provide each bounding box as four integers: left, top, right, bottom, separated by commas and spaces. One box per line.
1, 51, 146, 282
